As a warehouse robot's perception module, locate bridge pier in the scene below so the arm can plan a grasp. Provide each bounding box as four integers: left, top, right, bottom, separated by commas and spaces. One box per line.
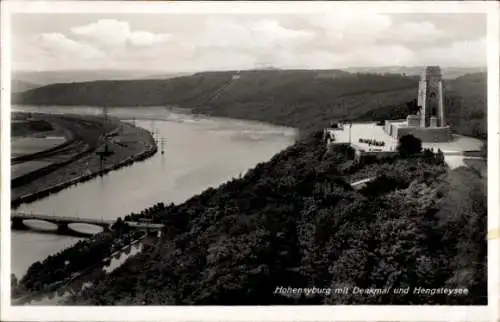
57, 223, 71, 235
11, 212, 164, 236
11, 217, 27, 230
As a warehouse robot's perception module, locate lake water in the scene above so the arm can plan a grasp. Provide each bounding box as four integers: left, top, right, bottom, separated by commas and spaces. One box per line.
11, 106, 297, 279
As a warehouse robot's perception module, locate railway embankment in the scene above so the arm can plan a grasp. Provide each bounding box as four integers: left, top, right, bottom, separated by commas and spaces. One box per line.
11, 114, 157, 208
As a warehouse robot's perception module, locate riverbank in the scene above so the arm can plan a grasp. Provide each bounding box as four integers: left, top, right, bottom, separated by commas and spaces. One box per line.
11, 113, 295, 284
12, 114, 158, 208
70, 132, 486, 305
9, 108, 486, 305
11, 113, 74, 161
12, 229, 150, 305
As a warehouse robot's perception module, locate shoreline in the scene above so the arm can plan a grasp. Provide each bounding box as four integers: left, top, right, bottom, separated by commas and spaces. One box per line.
10, 109, 297, 304
13, 105, 299, 139
12, 231, 150, 305
11, 114, 158, 208
11, 117, 76, 164
11, 108, 295, 281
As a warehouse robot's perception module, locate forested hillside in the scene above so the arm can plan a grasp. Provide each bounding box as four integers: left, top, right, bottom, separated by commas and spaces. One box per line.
194, 71, 418, 134
444, 73, 487, 139
13, 69, 487, 305
13, 70, 486, 138
336, 72, 487, 140
66, 132, 486, 305
342, 66, 485, 79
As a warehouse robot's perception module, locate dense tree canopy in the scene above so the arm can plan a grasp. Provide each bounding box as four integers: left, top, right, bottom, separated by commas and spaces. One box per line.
13, 71, 487, 305
58, 131, 486, 305
397, 135, 423, 157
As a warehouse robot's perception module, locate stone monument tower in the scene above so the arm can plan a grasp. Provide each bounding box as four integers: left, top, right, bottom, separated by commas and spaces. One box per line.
417, 66, 445, 128
383, 66, 452, 142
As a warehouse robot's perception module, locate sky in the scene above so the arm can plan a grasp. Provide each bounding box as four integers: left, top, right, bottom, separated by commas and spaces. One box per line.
12, 12, 487, 72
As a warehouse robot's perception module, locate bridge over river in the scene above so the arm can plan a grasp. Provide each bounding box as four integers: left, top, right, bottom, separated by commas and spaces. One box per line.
11, 212, 164, 237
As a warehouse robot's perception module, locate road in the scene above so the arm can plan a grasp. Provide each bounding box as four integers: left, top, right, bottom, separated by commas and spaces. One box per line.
444, 155, 485, 170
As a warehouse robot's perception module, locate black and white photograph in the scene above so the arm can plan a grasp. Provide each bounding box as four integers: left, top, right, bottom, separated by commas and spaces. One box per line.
1, 1, 498, 320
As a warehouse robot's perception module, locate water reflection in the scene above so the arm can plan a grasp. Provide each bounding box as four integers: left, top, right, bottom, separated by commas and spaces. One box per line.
18, 242, 144, 305
67, 223, 103, 235
23, 220, 58, 231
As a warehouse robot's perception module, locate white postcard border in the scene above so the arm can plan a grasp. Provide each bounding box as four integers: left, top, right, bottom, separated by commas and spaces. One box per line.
1, 1, 498, 321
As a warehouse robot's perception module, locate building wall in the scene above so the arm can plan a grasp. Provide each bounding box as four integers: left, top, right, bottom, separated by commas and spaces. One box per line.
418, 80, 426, 108
430, 116, 438, 128
438, 81, 445, 126
420, 66, 445, 128
384, 121, 391, 135
407, 115, 421, 127
393, 125, 453, 142
419, 80, 427, 127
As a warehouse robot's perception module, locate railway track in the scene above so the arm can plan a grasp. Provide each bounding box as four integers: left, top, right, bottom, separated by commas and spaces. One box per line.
11, 114, 120, 189
12, 114, 116, 164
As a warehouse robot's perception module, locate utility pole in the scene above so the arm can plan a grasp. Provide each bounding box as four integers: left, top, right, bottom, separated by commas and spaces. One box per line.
97, 105, 113, 175
349, 122, 352, 144
103, 105, 110, 154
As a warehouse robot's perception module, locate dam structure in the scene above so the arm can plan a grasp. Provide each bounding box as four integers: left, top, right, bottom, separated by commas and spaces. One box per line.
384, 66, 453, 142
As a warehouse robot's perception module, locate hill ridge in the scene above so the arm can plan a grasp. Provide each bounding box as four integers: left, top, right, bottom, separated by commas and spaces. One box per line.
13, 70, 486, 139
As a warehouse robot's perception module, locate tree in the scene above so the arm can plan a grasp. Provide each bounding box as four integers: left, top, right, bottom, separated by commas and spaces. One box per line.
397, 135, 422, 157
435, 149, 445, 165
406, 99, 420, 115
422, 148, 433, 159
112, 217, 124, 231
11, 273, 18, 289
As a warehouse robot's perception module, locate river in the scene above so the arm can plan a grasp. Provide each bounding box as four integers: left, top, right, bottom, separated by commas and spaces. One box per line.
11, 106, 297, 279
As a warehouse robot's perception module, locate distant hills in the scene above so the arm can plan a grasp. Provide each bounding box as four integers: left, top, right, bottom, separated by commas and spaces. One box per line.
12, 66, 483, 89
13, 69, 418, 126
13, 68, 486, 139
342, 66, 486, 79
11, 79, 40, 93
14, 68, 487, 305
12, 70, 193, 89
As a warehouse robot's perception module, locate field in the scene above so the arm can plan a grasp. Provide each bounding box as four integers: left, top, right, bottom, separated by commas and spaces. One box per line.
11, 161, 54, 180
11, 137, 67, 158
11, 115, 157, 206
11, 115, 73, 161
12, 119, 55, 137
